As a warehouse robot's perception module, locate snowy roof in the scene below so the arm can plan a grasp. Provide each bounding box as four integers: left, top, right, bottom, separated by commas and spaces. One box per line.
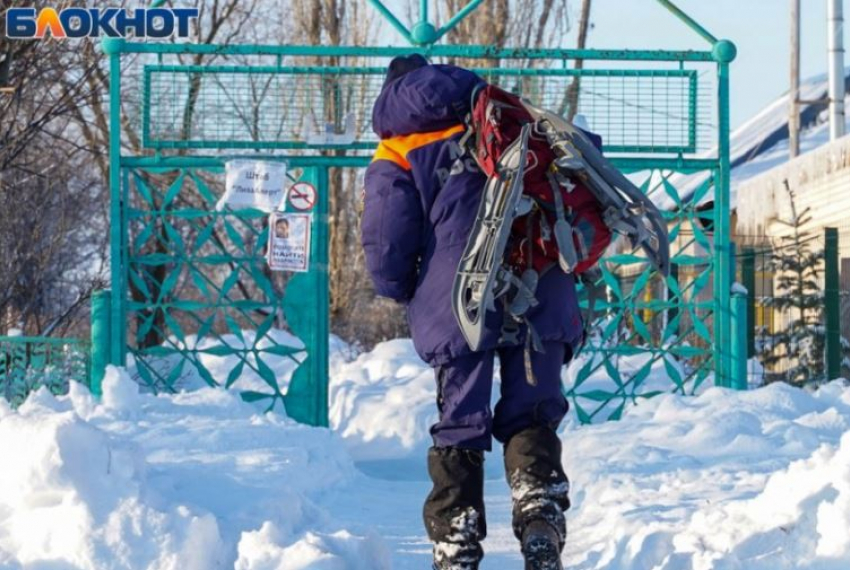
657, 67, 850, 210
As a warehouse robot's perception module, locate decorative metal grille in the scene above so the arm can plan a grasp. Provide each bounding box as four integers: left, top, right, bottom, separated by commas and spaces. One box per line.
0, 336, 90, 407
568, 173, 716, 421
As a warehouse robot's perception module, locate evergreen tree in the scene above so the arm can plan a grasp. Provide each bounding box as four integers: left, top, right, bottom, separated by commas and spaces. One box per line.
755, 181, 848, 386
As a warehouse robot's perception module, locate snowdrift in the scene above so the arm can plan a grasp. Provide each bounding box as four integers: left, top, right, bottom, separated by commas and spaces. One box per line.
0, 366, 389, 570
562, 380, 850, 569
329, 339, 438, 461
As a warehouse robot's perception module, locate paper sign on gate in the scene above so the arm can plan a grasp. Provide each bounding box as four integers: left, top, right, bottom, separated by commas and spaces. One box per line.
268, 212, 311, 273
218, 160, 287, 212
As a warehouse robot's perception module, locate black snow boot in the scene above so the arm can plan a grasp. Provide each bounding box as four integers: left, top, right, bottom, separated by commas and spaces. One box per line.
423, 446, 486, 570
504, 425, 570, 568
521, 520, 563, 570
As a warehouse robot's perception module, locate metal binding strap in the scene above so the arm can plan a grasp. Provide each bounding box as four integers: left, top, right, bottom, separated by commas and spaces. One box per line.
547, 172, 579, 273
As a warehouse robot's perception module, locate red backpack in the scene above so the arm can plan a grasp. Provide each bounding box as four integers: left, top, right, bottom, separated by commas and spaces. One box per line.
465, 85, 612, 276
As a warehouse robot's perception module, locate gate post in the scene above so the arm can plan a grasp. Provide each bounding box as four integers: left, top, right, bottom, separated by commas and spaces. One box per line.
102, 37, 126, 367
713, 40, 737, 388
90, 290, 112, 397
726, 241, 748, 390
310, 165, 330, 426
281, 166, 330, 427
824, 227, 841, 380
730, 285, 748, 390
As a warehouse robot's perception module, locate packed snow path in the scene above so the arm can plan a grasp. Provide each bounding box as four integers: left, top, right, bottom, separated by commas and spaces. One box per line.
331, 339, 850, 569
1, 338, 849, 569
329, 457, 524, 569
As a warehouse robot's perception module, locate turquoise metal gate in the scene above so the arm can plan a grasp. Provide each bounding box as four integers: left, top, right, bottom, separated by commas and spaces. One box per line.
111, 161, 329, 424
103, 0, 737, 425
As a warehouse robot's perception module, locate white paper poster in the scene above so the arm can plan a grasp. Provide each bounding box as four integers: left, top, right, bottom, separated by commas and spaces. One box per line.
218, 160, 287, 212
268, 212, 311, 272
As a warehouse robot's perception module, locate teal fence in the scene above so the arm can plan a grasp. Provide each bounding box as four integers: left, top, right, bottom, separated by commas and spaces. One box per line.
736, 228, 849, 386
0, 336, 90, 407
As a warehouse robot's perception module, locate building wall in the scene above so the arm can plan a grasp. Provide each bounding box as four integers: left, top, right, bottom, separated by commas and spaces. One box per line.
736, 134, 850, 259
735, 134, 850, 350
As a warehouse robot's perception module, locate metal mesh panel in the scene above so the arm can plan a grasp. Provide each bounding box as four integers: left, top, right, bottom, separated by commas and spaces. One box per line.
483, 70, 698, 153
143, 65, 700, 154
143, 66, 383, 150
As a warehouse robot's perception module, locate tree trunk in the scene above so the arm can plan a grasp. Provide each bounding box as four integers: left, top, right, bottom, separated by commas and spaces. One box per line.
566, 0, 592, 121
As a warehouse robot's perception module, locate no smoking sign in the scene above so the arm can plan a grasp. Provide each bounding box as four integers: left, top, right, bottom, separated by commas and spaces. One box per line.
287, 182, 318, 211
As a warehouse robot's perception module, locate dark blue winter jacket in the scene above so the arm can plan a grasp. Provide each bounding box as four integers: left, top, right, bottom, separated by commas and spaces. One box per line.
362, 61, 583, 366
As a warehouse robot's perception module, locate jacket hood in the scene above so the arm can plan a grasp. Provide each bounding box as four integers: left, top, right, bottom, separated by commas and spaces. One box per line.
372, 64, 485, 139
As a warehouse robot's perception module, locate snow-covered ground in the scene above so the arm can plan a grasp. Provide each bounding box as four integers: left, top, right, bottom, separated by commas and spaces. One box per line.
0, 366, 389, 570
2, 337, 850, 569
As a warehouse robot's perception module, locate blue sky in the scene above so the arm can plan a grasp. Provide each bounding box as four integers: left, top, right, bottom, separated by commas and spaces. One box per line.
569, 0, 845, 129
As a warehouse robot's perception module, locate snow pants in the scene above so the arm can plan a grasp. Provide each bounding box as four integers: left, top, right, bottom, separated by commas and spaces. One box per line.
424, 343, 572, 566
430, 341, 571, 450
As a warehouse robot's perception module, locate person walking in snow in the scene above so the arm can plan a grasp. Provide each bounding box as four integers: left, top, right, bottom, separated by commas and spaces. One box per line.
361, 55, 582, 570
